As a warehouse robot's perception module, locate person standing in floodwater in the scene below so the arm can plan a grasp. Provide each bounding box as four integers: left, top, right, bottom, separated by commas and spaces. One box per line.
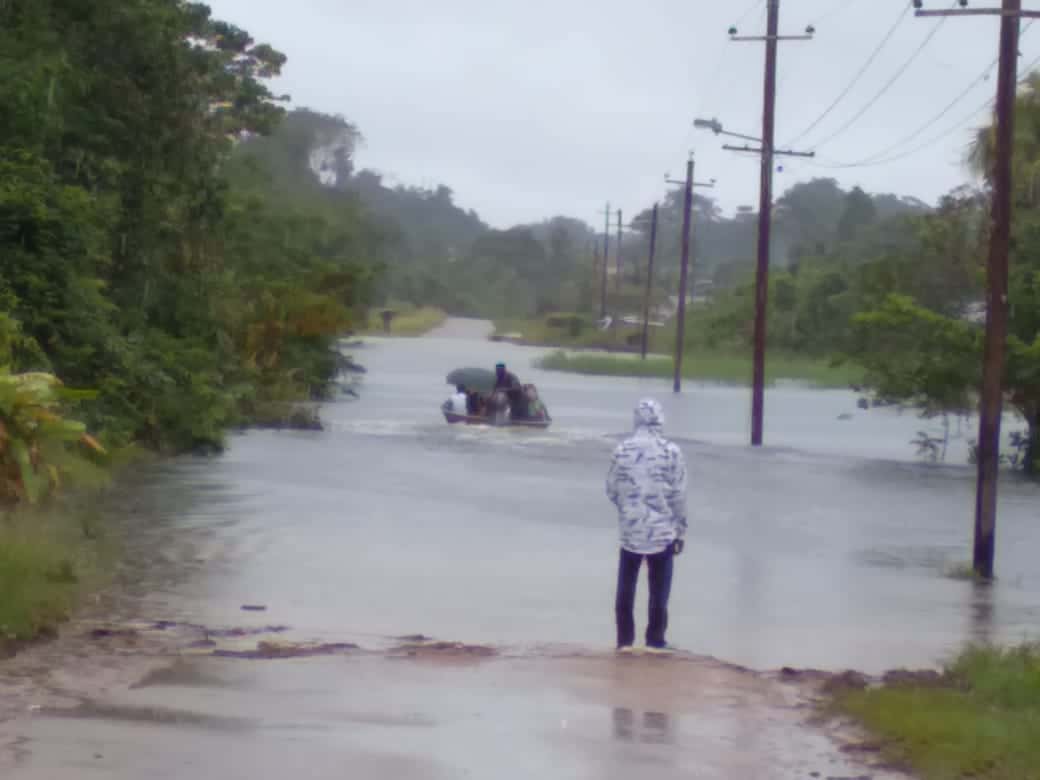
606, 399, 688, 654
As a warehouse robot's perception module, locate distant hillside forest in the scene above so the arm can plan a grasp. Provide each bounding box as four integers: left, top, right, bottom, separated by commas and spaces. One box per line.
238, 109, 930, 322
251, 105, 1037, 474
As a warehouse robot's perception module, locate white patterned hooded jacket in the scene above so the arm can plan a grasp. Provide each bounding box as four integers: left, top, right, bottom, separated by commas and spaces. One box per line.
606, 399, 688, 555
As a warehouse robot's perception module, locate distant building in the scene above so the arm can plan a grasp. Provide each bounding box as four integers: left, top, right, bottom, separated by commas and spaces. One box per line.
960, 301, 986, 325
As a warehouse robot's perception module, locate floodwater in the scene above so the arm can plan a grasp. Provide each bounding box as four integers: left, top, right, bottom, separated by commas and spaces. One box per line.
2, 317, 1038, 779
120, 317, 1036, 672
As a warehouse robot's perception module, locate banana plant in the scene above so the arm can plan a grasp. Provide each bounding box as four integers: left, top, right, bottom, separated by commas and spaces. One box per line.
0, 371, 104, 505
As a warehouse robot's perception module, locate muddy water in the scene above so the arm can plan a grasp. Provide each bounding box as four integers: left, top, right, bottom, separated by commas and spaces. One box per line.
2, 317, 1037, 779
120, 318, 1038, 674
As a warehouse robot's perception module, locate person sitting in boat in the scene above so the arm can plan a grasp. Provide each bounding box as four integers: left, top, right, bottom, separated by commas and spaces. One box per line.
494, 362, 521, 391
495, 362, 528, 419
447, 384, 468, 416
525, 385, 547, 421
466, 388, 483, 416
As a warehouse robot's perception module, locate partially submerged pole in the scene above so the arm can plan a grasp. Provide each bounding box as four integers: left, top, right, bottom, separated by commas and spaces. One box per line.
641, 203, 659, 360
673, 157, 694, 393
973, 0, 1021, 579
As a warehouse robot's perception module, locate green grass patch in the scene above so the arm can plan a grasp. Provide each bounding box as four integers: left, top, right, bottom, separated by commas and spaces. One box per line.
537, 350, 863, 389
0, 503, 114, 647
493, 317, 647, 350
832, 645, 1040, 780
365, 306, 447, 337
943, 560, 985, 582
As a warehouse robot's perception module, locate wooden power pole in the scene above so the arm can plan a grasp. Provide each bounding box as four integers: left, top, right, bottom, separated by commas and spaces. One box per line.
616, 209, 624, 294
667, 157, 715, 393
600, 202, 611, 319
916, 0, 1039, 579
750, 0, 780, 447
592, 244, 602, 315
673, 159, 694, 393
641, 203, 659, 360
726, 0, 814, 445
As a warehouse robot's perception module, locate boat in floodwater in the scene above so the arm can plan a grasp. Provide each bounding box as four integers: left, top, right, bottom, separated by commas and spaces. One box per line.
441, 402, 552, 429
442, 368, 552, 429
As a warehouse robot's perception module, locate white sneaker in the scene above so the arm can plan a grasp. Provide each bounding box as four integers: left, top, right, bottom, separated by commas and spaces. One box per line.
644, 645, 676, 656
616, 645, 636, 655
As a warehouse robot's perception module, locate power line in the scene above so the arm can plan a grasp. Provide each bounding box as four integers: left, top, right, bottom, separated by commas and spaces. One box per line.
777, 1, 862, 93
809, 99, 991, 168
778, 0, 861, 101
736, 0, 767, 28
690, 0, 766, 124
784, 1, 912, 147
665, 0, 765, 195
807, 4, 953, 151
812, 0, 861, 27
710, 0, 770, 119
809, 45, 1040, 170
846, 19, 1034, 165
855, 60, 998, 163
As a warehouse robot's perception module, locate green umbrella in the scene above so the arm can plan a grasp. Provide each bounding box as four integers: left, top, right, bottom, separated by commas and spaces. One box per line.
446, 367, 497, 394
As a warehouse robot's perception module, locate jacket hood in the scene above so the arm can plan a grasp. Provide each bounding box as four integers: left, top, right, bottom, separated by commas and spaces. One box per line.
633, 399, 664, 433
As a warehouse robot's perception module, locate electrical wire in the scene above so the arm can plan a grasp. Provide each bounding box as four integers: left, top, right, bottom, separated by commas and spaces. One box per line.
811, 43, 1040, 169
665, 0, 766, 183
852, 59, 998, 164
701, 0, 768, 121
806, 3, 954, 151
734, 0, 767, 30
841, 20, 1034, 166
692, 0, 766, 121
784, 1, 912, 147
812, 0, 861, 27
777, 0, 863, 101
809, 99, 991, 169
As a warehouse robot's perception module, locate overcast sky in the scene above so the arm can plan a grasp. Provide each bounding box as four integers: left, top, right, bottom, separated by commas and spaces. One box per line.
206, 0, 1038, 228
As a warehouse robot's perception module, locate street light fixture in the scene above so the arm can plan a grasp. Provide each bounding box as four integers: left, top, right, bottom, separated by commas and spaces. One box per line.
692, 117, 762, 144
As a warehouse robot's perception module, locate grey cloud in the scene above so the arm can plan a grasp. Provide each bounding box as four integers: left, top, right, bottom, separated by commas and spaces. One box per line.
208, 0, 1024, 227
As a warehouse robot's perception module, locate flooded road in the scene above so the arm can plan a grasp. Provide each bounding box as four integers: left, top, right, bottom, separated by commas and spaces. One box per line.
1, 317, 1037, 778
1, 648, 906, 780
123, 317, 1038, 672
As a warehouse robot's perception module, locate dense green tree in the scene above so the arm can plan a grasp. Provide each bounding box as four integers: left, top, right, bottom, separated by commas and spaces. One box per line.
0, 1, 380, 454
837, 187, 878, 243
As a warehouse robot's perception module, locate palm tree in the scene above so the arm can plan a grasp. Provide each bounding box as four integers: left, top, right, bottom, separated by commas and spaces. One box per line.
968, 72, 1040, 205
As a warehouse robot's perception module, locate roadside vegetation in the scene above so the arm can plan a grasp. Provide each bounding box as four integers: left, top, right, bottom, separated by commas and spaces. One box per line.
366, 306, 447, 337
0, 4, 382, 455
0, 358, 112, 650
493, 314, 640, 350
538, 350, 862, 389
0, 2, 389, 647
0, 504, 114, 649
831, 644, 1040, 780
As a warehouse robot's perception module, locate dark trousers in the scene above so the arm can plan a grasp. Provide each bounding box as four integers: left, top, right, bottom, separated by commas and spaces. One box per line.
615, 546, 674, 648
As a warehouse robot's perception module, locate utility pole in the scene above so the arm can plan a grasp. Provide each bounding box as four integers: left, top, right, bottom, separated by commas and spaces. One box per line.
751, 0, 781, 447
915, 0, 1040, 579
616, 209, 624, 295
641, 203, 659, 360
721, 0, 814, 445
666, 158, 715, 393
592, 244, 602, 317
674, 159, 694, 394
600, 202, 611, 320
